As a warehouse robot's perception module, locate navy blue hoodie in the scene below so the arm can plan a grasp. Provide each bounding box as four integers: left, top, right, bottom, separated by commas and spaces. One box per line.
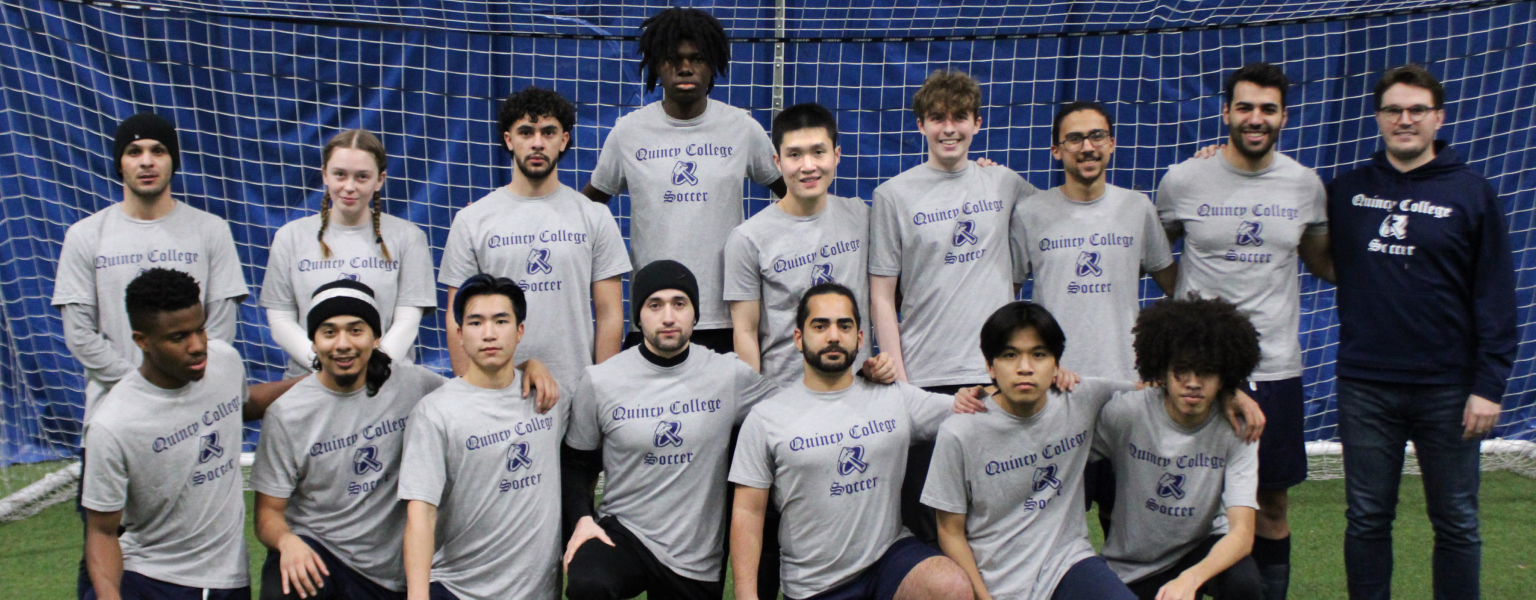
1326, 141, 1517, 400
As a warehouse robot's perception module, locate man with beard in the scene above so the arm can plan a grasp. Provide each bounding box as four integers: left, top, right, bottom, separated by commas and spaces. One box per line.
400, 274, 570, 600
563, 260, 782, 600
1155, 62, 1332, 600
441, 87, 631, 386
1326, 65, 1515, 600
583, 7, 785, 354
251, 279, 559, 599
729, 283, 982, 600
81, 269, 298, 600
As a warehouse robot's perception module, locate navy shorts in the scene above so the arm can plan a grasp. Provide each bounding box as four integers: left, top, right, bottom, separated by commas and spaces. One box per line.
82, 570, 250, 600
427, 582, 459, 600
796, 537, 944, 600
1050, 556, 1136, 600
260, 535, 404, 600
1251, 377, 1308, 490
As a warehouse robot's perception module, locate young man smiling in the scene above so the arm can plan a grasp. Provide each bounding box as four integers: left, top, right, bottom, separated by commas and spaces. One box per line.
1156, 63, 1332, 599
1094, 296, 1264, 600
1326, 65, 1516, 600
584, 7, 785, 353
399, 275, 570, 600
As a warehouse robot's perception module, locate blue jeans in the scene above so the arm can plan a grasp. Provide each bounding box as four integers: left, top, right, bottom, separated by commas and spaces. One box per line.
1337, 377, 1481, 600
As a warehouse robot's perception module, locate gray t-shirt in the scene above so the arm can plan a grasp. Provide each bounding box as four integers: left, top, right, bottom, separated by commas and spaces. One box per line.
80, 340, 250, 589
1011, 186, 1173, 381
869, 162, 1037, 386
52, 202, 249, 422
590, 99, 780, 331
1093, 388, 1260, 583
723, 196, 871, 386
1156, 154, 1327, 380
439, 185, 631, 386
249, 363, 449, 591
920, 378, 1134, 600
729, 379, 953, 598
566, 346, 779, 581
397, 375, 570, 600
261, 213, 437, 376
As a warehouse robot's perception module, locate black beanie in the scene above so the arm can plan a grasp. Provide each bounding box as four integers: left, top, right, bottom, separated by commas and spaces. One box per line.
308, 279, 382, 340
113, 113, 181, 179
631, 260, 699, 325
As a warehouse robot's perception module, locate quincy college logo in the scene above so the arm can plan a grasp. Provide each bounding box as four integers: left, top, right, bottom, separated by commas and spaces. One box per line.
1032, 464, 1062, 492
526, 248, 553, 275
1157, 472, 1186, 499
505, 442, 533, 472
198, 431, 224, 464
838, 445, 869, 476
1075, 251, 1103, 277
811, 263, 835, 286
1235, 221, 1264, 246
353, 446, 384, 475
1379, 214, 1409, 239
952, 220, 979, 246
337, 272, 361, 282
653, 421, 684, 448
672, 161, 699, 186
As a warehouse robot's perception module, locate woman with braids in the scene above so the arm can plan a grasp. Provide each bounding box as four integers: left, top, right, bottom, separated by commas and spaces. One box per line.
262, 128, 436, 376
1091, 295, 1266, 600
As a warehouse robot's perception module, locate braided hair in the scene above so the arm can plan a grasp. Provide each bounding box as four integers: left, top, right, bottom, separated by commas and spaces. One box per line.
318, 129, 391, 262
636, 7, 730, 93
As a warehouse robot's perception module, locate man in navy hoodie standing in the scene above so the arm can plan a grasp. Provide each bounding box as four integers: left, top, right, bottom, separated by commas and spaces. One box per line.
1325, 64, 1517, 600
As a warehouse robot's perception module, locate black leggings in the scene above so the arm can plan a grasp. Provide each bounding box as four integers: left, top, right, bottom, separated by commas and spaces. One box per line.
565, 516, 723, 600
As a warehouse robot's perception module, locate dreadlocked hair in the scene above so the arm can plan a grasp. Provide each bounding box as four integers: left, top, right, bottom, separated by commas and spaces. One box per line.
1133, 294, 1261, 398
637, 7, 730, 93
318, 129, 391, 261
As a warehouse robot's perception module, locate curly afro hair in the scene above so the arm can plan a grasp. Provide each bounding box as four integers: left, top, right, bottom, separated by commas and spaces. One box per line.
637, 7, 730, 94
125, 268, 202, 333
1133, 294, 1260, 396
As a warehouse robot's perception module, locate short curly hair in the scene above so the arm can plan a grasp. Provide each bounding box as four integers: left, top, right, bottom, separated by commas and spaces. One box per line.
911, 70, 981, 122
1133, 295, 1260, 396
495, 86, 576, 162
125, 268, 202, 333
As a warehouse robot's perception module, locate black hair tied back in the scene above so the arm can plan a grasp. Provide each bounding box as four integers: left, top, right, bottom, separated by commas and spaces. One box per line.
365, 350, 393, 397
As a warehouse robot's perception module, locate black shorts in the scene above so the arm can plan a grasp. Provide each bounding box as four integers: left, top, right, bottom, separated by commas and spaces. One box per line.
796, 537, 944, 600
81, 570, 250, 600
1125, 535, 1263, 600
565, 515, 723, 600
260, 535, 404, 600
1250, 378, 1307, 490
623, 327, 734, 354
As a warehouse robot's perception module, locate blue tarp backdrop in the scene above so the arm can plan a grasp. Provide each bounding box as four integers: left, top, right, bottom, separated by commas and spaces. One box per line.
1, 0, 1532, 464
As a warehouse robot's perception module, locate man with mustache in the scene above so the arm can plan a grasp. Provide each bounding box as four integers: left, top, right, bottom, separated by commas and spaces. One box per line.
250, 279, 558, 600
1009, 101, 1176, 382
1155, 62, 1333, 600
81, 268, 299, 600
440, 87, 631, 387
582, 7, 786, 354
1325, 65, 1516, 600
729, 283, 982, 600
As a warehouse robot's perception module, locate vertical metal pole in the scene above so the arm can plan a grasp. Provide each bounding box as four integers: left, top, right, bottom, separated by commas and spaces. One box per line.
772, 0, 786, 117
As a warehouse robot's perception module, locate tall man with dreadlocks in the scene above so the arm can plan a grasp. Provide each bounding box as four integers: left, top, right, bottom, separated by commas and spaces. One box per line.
582, 6, 787, 354
262, 129, 438, 377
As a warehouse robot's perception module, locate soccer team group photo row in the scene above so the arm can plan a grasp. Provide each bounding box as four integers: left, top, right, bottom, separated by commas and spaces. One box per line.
59, 7, 1515, 600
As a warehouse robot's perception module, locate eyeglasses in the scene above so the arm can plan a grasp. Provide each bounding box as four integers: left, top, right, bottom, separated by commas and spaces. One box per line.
1377, 105, 1437, 123
1060, 129, 1111, 149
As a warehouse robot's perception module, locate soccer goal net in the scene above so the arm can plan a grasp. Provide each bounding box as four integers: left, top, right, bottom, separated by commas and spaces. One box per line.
2, 0, 1533, 518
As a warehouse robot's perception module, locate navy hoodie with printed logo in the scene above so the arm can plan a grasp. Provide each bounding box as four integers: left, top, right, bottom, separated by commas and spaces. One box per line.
1326, 141, 1517, 401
